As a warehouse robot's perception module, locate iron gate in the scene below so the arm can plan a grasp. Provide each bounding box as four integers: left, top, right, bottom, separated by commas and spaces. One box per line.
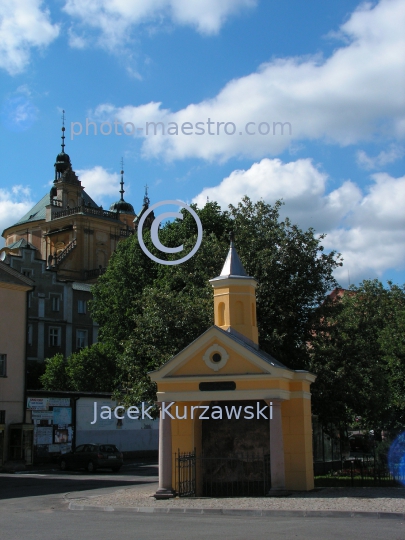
176, 450, 271, 497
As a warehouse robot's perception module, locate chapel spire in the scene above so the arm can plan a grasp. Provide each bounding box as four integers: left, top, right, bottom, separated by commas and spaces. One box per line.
209, 233, 259, 346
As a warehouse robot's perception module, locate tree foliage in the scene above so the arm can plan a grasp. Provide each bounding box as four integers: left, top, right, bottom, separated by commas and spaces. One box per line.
308, 280, 405, 432
42, 198, 343, 407
40, 342, 117, 392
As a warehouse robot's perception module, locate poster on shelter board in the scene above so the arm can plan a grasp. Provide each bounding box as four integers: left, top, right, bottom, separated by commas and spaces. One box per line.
27, 397, 49, 410
36, 427, 53, 445
49, 398, 70, 407
53, 407, 72, 425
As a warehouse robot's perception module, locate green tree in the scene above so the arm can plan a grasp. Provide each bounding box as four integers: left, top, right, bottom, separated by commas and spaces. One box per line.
41, 198, 342, 402
308, 280, 405, 432
40, 342, 117, 392
40, 353, 70, 391
89, 198, 342, 405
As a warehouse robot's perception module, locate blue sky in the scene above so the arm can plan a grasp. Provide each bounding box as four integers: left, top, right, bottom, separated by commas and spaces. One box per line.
0, 0, 404, 286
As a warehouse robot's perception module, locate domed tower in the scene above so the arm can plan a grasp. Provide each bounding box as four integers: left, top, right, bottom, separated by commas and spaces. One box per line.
52, 111, 83, 209
54, 111, 72, 181
109, 160, 135, 228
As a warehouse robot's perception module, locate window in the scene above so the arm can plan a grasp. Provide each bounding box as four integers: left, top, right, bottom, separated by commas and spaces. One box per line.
0, 354, 6, 377
49, 327, 61, 347
27, 325, 33, 346
218, 302, 225, 326
0, 410, 5, 423
76, 330, 87, 350
51, 296, 60, 312
22, 269, 32, 278
78, 300, 86, 314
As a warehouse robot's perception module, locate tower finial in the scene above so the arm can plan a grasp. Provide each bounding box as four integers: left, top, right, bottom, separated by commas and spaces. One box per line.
143, 184, 150, 206
61, 109, 66, 153
119, 157, 125, 201
229, 231, 235, 246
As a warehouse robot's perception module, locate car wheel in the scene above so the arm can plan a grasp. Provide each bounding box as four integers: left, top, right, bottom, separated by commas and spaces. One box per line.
87, 461, 96, 473
60, 459, 69, 471
111, 467, 121, 473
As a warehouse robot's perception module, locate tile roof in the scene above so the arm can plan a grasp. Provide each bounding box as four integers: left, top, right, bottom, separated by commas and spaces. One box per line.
7, 190, 99, 229
0, 261, 35, 288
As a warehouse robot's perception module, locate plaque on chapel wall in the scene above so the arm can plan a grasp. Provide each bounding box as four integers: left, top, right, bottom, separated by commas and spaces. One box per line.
199, 381, 236, 391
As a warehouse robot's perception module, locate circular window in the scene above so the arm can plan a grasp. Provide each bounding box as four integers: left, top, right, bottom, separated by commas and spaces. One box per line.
203, 344, 229, 371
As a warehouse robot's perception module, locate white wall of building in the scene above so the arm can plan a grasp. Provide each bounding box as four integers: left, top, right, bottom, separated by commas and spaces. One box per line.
76, 398, 158, 452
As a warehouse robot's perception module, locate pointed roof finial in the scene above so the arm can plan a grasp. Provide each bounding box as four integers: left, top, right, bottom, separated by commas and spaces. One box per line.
218, 232, 248, 277
61, 109, 66, 153
143, 184, 150, 206
120, 157, 125, 201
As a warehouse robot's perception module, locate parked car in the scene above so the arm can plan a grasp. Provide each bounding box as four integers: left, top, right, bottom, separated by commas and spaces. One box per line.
60, 444, 123, 472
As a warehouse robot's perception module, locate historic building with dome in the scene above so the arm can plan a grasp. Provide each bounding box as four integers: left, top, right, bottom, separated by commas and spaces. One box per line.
2, 127, 138, 282
0, 123, 148, 373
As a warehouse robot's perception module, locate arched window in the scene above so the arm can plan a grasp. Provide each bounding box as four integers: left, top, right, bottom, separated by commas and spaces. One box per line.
235, 301, 244, 325
218, 302, 225, 326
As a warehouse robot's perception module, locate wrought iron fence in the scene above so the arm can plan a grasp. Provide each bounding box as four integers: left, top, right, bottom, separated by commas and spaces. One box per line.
175, 450, 271, 497
176, 449, 196, 497
315, 456, 403, 487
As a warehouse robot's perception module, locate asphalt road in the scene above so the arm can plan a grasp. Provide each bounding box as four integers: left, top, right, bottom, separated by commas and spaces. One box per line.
0, 465, 404, 540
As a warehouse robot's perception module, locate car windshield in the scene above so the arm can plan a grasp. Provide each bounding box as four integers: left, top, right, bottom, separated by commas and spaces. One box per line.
99, 445, 119, 453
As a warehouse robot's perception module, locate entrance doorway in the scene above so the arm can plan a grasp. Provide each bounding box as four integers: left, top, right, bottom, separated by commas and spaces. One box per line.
201, 400, 270, 496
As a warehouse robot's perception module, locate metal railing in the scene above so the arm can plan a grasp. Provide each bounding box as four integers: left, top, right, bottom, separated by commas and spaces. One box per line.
52, 205, 119, 221
120, 229, 134, 237
177, 449, 196, 497
175, 451, 271, 497
55, 238, 77, 266
315, 456, 402, 487
84, 267, 107, 280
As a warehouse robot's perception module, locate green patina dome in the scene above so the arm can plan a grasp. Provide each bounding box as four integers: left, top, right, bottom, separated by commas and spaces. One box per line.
54, 151, 71, 174
109, 199, 135, 214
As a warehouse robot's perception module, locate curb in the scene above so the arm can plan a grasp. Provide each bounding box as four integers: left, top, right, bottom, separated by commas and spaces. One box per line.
68, 502, 405, 519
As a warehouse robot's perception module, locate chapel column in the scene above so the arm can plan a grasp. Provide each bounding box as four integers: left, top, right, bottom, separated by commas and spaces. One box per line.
154, 402, 175, 499
268, 399, 285, 490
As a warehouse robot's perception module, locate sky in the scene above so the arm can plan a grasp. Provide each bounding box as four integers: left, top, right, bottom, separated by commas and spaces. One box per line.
0, 0, 404, 287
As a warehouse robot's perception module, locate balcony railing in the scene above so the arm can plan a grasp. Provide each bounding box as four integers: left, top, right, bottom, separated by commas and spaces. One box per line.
52, 205, 119, 221
55, 238, 77, 266
84, 267, 107, 280
120, 229, 134, 237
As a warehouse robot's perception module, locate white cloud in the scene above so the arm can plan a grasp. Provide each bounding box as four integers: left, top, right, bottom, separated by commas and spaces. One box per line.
63, 0, 256, 48
356, 144, 404, 170
0, 0, 60, 75
67, 27, 87, 49
96, 0, 405, 162
76, 166, 123, 204
0, 186, 35, 241
192, 159, 405, 284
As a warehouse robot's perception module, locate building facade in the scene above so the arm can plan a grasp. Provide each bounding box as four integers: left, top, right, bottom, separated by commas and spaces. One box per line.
151, 238, 316, 497
0, 262, 34, 465
0, 126, 148, 374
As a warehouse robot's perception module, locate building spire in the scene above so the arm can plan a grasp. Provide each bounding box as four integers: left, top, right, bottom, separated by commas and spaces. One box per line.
143, 184, 150, 206
218, 232, 247, 277
209, 232, 259, 346
61, 109, 66, 153
120, 157, 125, 201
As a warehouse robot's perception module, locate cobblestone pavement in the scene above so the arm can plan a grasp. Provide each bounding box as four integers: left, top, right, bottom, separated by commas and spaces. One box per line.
74, 485, 405, 514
